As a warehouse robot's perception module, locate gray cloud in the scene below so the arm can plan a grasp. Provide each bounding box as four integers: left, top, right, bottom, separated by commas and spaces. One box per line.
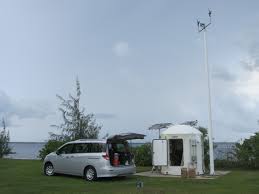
113, 41, 130, 57
212, 68, 236, 82
95, 113, 117, 119
242, 60, 259, 72
0, 90, 53, 126
212, 87, 259, 138
242, 42, 259, 72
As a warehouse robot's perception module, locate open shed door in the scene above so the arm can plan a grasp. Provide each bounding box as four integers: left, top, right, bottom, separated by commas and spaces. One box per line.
152, 139, 168, 166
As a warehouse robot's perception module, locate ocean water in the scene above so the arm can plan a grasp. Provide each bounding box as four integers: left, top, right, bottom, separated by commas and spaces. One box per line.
5, 142, 46, 160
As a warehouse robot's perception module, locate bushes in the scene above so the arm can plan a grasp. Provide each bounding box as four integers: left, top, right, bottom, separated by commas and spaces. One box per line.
214, 160, 241, 169
214, 159, 257, 170
215, 132, 259, 170
235, 132, 259, 169
131, 143, 152, 166
0, 119, 11, 158
39, 140, 66, 160
0, 130, 11, 158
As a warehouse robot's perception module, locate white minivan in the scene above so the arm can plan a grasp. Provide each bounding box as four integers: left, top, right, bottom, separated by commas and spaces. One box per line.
43, 133, 145, 181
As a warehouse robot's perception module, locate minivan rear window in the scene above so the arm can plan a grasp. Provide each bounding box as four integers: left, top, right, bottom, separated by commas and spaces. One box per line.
72, 143, 106, 153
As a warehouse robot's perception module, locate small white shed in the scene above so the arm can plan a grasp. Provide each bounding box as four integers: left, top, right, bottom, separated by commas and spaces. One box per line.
152, 124, 204, 175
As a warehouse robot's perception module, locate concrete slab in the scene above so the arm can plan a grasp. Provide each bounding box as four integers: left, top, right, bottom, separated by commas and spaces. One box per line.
135, 170, 231, 179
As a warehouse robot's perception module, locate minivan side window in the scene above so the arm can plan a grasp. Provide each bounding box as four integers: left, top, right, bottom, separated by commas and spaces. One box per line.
90, 143, 106, 153
57, 144, 74, 154
71, 143, 106, 153
72, 143, 88, 154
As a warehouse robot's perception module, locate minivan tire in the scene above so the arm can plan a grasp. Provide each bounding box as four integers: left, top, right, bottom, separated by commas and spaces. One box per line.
44, 163, 55, 176
84, 166, 97, 181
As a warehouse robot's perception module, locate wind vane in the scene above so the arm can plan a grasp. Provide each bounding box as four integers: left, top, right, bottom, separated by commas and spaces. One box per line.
197, 9, 212, 32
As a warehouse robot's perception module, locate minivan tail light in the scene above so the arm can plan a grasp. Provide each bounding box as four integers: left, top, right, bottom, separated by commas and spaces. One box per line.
102, 153, 109, 160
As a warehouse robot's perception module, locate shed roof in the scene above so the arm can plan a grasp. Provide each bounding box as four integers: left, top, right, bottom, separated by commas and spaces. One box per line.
161, 124, 202, 135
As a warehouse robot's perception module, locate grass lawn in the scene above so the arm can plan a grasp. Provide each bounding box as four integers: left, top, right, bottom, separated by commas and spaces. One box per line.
0, 159, 259, 194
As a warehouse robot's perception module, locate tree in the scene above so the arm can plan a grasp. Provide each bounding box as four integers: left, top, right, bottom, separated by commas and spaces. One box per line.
0, 118, 11, 158
131, 143, 152, 166
50, 78, 101, 141
38, 140, 65, 160
39, 78, 101, 160
197, 126, 210, 169
235, 132, 259, 169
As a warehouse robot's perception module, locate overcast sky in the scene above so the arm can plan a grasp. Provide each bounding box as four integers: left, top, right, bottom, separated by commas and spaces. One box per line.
1, 0, 259, 142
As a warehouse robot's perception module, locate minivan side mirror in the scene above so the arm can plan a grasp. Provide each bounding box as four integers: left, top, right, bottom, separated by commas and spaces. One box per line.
56, 150, 60, 155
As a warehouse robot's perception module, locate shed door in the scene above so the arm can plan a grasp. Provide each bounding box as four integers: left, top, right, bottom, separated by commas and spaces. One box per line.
152, 139, 168, 166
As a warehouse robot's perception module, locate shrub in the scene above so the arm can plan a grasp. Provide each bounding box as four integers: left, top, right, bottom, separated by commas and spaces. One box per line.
214, 160, 241, 170
235, 132, 259, 169
132, 143, 152, 166
39, 140, 65, 160
0, 119, 11, 158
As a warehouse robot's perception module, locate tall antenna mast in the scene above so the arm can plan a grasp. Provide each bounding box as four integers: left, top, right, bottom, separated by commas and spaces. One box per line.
197, 9, 215, 175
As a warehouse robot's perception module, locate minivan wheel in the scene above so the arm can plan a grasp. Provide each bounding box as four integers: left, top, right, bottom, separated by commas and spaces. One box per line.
44, 163, 55, 176
84, 166, 97, 181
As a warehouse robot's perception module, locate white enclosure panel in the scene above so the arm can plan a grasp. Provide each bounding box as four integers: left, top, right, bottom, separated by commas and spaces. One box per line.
152, 139, 168, 166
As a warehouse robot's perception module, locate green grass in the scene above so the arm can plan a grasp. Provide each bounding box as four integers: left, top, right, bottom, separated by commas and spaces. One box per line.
0, 159, 259, 194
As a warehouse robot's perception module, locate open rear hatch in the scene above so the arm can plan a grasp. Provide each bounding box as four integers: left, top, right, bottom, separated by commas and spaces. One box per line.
107, 133, 145, 141
107, 133, 145, 166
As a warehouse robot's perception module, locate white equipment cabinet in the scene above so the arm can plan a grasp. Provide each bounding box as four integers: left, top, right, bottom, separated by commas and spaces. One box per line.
151, 125, 204, 176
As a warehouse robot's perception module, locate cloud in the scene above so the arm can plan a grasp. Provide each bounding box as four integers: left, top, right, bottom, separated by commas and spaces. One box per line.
113, 41, 130, 57
210, 86, 259, 141
241, 41, 259, 72
212, 68, 236, 82
0, 90, 53, 126
95, 113, 117, 119
234, 71, 259, 104
242, 58, 259, 72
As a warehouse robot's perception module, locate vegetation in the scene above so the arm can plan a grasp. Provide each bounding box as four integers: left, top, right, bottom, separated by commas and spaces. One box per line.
132, 143, 152, 166
39, 78, 101, 159
0, 159, 259, 194
197, 126, 210, 169
0, 119, 11, 158
214, 159, 241, 170
51, 78, 101, 141
235, 132, 259, 169
38, 140, 66, 160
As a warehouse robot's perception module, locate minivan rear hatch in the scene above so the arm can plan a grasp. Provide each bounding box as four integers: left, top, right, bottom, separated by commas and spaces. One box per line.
107, 133, 145, 167
107, 133, 145, 141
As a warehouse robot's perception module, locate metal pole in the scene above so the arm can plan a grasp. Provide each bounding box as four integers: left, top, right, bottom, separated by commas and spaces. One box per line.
203, 29, 215, 175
